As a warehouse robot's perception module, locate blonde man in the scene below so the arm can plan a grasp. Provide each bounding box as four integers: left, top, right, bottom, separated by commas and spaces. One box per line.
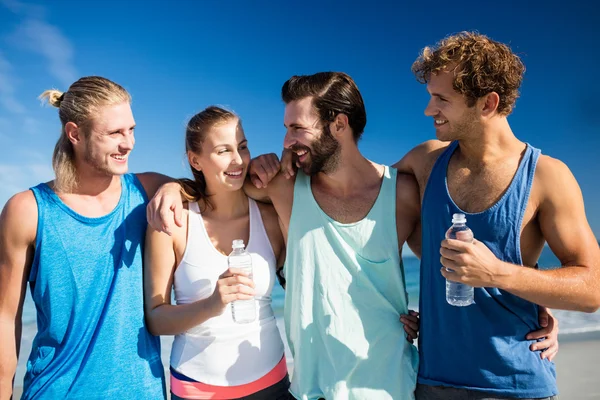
0, 76, 168, 399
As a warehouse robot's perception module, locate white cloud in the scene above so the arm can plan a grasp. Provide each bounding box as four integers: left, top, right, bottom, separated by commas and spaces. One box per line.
11, 18, 77, 87
0, 51, 26, 114
0, 161, 53, 209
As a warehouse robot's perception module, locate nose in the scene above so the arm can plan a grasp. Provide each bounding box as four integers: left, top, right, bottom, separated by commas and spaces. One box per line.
424, 98, 436, 117
120, 131, 135, 151
283, 129, 295, 149
232, 149, 243, 166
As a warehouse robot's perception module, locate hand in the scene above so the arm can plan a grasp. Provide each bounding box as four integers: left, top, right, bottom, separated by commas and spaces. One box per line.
440, 238, 507, 288
248, 153, 281, 188
400, 310, 420, 343
526, 306, 559, 361
208, 268, 256, 314
146, 182, 184, 235
280, 148, 297, 179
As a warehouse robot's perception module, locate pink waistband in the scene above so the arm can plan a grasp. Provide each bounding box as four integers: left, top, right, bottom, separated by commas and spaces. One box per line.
170, 355, 288, 399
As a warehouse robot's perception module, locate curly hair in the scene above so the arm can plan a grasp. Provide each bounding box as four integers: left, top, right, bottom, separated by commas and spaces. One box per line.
412, 32, 525, 115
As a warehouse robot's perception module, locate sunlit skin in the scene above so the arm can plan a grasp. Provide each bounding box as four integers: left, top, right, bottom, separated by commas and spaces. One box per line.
424, 69, 481, 142
187, 118, 251, 195
283, 97, 339, 175
72, 102, 136, 179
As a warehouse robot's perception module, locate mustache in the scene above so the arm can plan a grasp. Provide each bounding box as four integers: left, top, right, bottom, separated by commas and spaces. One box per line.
289, 144, 311, 154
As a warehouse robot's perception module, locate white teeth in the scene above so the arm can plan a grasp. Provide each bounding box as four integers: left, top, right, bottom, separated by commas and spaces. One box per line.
435, 119, 447, 124
296, 150, 308, 156
112, 155, 126, 160
225, 170, 242, 176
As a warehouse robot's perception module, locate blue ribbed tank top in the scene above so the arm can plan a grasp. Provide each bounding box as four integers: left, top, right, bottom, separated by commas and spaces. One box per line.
23, 174, 166, 399
418, 141, 556, 398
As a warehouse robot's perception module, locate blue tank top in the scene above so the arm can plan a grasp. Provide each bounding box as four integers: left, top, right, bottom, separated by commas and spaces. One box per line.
418, 141, 556, 398
24, 174, 166, 399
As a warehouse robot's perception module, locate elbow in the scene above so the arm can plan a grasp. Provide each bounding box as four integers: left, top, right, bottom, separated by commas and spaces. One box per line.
145, 313, 162, 336
584, 294, 600, 313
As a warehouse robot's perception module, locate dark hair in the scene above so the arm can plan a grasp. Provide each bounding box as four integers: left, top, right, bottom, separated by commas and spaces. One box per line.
281, 72, 367, 142
179, 106, 238, 210
412, 31, 525, 115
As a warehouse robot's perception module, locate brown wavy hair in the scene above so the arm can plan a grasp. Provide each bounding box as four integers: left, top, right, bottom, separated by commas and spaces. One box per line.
179, 106, 239, 210
412, 32, 525, 115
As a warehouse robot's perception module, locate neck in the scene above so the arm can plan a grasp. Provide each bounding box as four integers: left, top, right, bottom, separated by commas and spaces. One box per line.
457, 117, 524, 164
69, 162, 121, 197
315, 142, 381, 193
202, 187, 248, 220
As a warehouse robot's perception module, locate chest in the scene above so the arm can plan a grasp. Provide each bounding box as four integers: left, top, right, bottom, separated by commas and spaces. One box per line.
312, 184, 380, 224
446, 158, 521, 213
202, 215, 250, 256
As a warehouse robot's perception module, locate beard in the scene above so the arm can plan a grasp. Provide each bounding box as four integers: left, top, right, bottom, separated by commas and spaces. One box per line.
84, 144, 120, 177
438, 108, 480, 142
291, 125, 340, 176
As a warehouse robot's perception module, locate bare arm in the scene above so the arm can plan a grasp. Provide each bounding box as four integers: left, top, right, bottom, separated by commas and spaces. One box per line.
500, 157, 600, 312
143, 223, 255, 336
136, 172, 174, 199
0, 192, 37, 399
396, 173, 422, 259
441, 157, 600, 312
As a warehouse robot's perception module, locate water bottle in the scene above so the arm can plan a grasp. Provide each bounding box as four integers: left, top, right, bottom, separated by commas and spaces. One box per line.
228, 239, 256, 323
445, 213, 475, 306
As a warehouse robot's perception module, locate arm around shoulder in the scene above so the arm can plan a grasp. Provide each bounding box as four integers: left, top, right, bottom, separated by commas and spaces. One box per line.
0, 191, 38, 398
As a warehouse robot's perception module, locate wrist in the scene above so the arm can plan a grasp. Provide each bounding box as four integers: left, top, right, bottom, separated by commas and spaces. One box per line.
493, 260, 518, 290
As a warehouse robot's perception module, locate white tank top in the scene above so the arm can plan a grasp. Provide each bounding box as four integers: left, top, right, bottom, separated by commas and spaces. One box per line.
170, 198, 285, 386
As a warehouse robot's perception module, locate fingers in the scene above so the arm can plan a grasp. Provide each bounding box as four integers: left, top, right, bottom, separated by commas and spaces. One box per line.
404, 325, 417, 342
541, 342, 559, 361
538, 305, 549, 327
526, 326, 551, 340
173, 201, 183, 228
280, 149, 296, 179
400, 315, 419, 332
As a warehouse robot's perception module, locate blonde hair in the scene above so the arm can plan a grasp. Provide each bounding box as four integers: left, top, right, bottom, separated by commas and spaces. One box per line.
39, 76, 131, 192
180, 106, 239, 210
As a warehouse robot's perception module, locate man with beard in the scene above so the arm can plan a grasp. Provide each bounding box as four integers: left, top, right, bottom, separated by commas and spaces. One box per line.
392, 32, 600, 399
0, 76, 167, 399
148, 72, 422, 400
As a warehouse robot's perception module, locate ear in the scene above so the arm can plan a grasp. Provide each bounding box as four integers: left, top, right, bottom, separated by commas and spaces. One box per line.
481, 92, 500, 117
331, 113, 349, 136
187, 151, 202, 171
65, 122, 82, 145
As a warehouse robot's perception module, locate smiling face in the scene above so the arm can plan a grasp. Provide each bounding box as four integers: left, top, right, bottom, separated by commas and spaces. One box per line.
424, 69, 480, 142
79, 102, 136, 177
188, 117, 250, 193
283, 97, 340, 175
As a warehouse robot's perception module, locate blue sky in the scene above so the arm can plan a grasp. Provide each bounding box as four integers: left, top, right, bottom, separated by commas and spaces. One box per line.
1, 0, 598, 238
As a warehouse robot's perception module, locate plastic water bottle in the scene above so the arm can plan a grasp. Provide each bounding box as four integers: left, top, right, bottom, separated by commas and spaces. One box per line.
228, 239, 256, 323
445, 213, 475, 306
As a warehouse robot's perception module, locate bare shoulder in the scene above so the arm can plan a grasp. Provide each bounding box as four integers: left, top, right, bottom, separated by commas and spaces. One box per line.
393, 140, 450, 190
533, 155, 579, 199
1, 190, 38, 243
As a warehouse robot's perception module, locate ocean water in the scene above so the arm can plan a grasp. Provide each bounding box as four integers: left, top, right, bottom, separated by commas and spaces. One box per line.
20, 246, 600, 334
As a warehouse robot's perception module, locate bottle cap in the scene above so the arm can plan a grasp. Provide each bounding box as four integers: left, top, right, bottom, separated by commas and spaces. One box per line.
232, 239, 245, 249
452, 213, 466, 224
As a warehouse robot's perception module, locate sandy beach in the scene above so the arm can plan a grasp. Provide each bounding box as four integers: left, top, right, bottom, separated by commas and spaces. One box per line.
11, 319, 599, 399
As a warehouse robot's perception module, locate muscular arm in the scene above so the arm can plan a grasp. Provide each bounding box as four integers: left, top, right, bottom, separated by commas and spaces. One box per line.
497, 157, 600, 312
0, 192, 37, 399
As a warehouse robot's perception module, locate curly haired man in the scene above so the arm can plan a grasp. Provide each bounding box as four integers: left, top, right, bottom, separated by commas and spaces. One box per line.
395, 32, 600, 400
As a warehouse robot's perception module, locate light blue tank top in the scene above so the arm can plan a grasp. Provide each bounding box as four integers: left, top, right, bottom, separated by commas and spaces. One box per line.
284, 166, 418, 400
24, 174, 166, 399
418, 141, 557, 398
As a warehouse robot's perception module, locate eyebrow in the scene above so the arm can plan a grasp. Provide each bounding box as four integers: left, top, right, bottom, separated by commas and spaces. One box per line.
212, 139, 248, 150
284, 123, 303, 129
